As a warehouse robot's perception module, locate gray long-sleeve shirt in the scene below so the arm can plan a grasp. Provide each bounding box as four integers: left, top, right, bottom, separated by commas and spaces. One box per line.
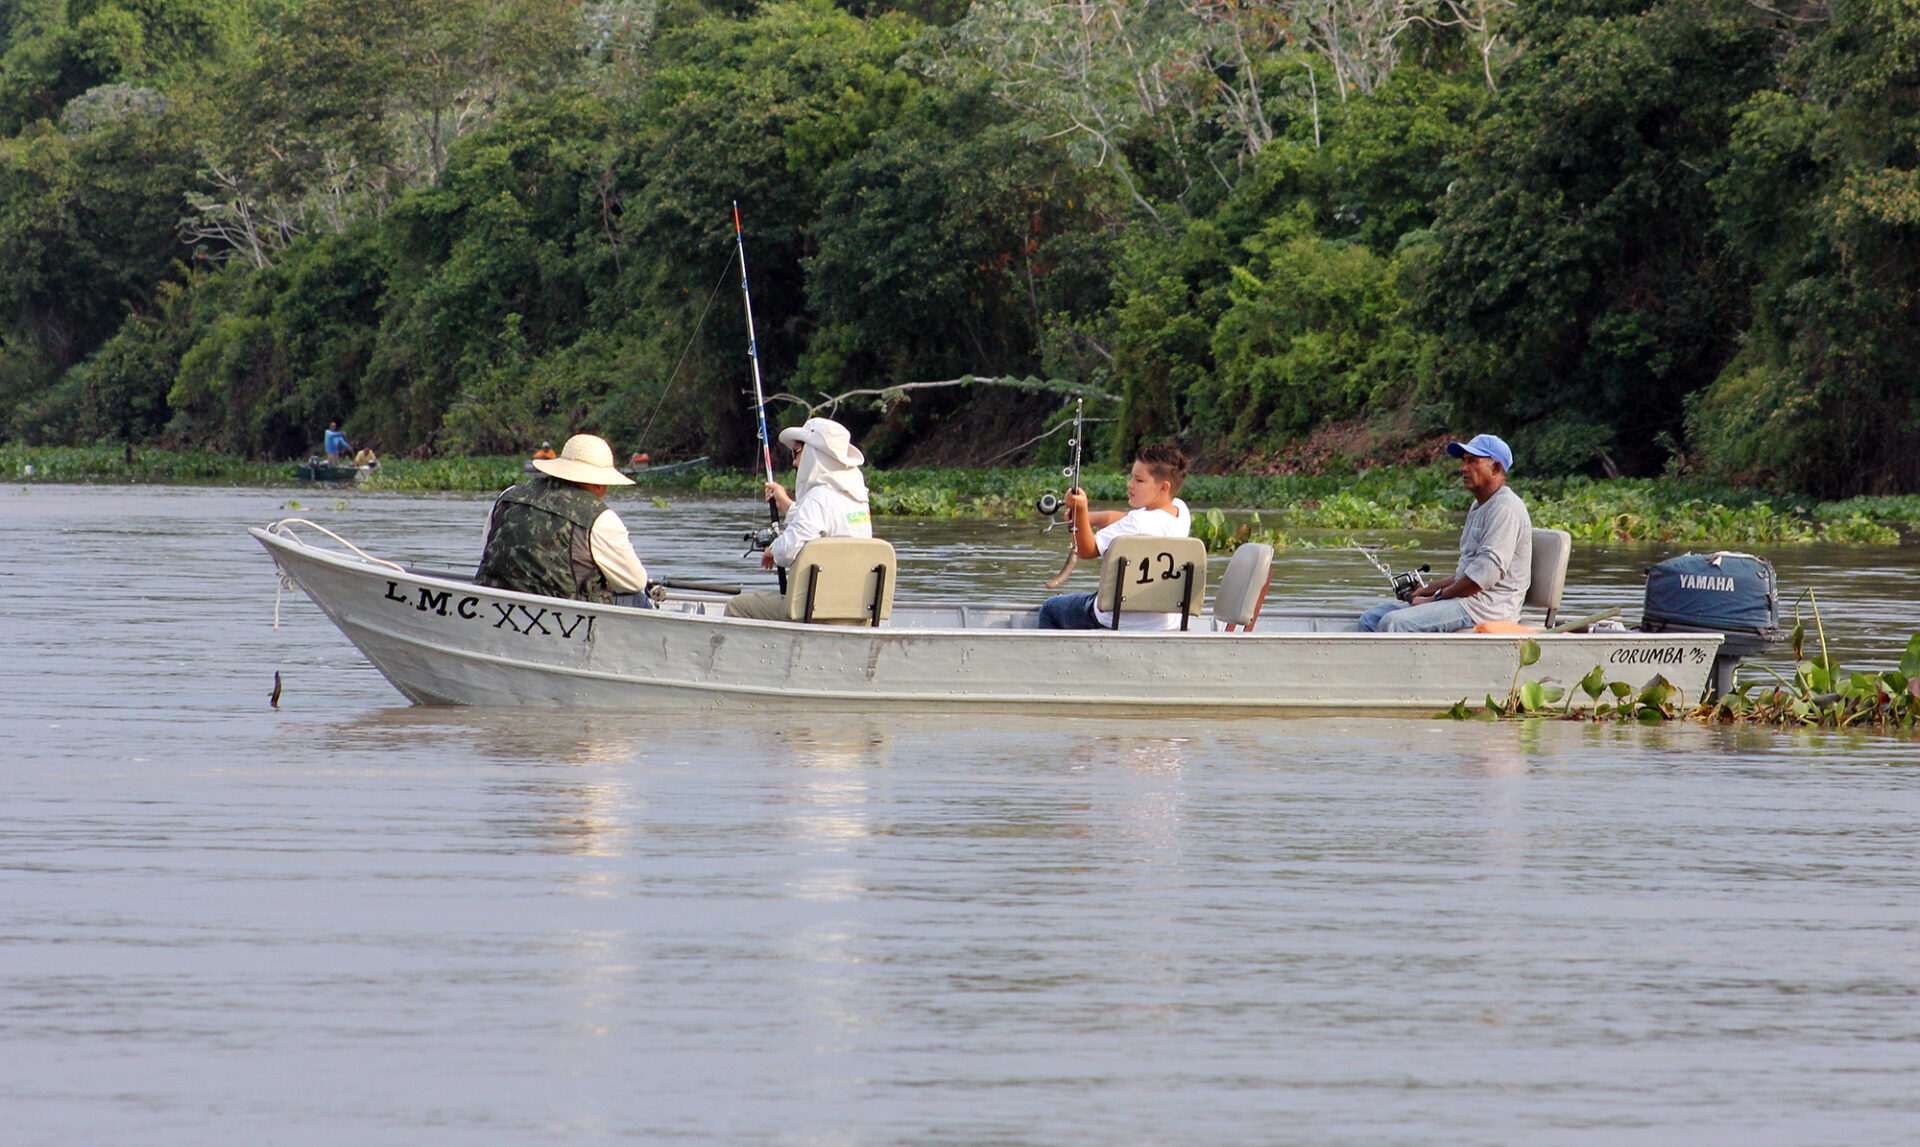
1456, 486, 1532, 625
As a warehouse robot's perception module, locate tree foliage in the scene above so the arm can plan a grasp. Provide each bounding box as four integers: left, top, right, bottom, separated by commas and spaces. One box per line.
0, 0, 1915, 496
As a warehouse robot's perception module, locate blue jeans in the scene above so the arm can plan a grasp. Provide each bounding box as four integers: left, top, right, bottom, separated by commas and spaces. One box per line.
1357, 598, 1474, 633
1038, 592, 1101, 629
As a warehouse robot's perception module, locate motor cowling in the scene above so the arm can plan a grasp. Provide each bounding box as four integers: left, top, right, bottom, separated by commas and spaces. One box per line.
1641, 551, 1779, 658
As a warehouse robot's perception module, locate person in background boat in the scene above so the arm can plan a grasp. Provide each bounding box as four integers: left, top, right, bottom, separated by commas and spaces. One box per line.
352, 446, 379, 469
530, 441, 557, 461
1037, 444, 1192, 630
323, 420, 351, 462
476, 433, 648, 605
1358, 433, 1531, 633
725, 417, 873, 620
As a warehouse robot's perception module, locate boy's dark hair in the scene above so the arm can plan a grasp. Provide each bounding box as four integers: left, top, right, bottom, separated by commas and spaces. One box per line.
1136, 444, 1188, 494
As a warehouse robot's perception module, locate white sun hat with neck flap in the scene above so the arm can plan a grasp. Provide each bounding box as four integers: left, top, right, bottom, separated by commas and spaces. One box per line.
532, 434, 635, 486
778, 417, 864, 467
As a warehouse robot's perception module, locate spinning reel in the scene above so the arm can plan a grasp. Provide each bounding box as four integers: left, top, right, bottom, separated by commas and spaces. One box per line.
1355, 546, 1431, 602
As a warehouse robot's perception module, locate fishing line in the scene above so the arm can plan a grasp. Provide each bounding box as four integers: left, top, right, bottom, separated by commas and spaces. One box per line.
635, 252, 737, 450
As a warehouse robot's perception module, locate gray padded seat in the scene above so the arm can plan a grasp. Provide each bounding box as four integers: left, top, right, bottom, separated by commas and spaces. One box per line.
1212, 542, 1274, 631
1527, 527, 1571, 627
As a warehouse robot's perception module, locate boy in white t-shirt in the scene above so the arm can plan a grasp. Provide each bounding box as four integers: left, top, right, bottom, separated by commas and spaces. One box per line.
1037, 444, 1192, 630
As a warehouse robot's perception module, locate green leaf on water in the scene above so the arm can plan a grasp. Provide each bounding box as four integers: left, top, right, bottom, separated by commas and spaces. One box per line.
1518, 637, 1541, 668
1902, 634, 1920, 679
1636, 707, 1667, 724
1518, 680, 1546, 712
1790, 618, 1805, 661
1578, 664, 1605, 701
1608, 681, 1633, 698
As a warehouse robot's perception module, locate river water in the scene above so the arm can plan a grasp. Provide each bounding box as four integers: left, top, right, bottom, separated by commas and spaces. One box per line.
4, 484, 1918, 1146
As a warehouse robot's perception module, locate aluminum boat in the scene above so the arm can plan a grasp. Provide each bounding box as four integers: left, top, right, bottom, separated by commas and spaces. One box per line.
253, 519, 1726, 713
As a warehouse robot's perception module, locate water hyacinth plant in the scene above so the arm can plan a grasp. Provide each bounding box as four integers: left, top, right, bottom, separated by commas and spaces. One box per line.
5, 448, 1914, 549
1443, 612, 1920, 730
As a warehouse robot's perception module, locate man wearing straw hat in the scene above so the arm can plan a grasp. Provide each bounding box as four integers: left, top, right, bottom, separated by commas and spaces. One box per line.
476, 433, 648, 604
726, 416, 873, 620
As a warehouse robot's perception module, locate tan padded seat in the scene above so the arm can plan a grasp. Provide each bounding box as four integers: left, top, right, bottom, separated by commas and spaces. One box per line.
1212, 542, 1274, 631
786, 537, 897, 626
1096, 535, 1207, 631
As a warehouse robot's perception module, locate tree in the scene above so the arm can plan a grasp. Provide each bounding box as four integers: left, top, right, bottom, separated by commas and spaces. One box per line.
1687, 0, 1920, 495
1420, 0, 1778, 476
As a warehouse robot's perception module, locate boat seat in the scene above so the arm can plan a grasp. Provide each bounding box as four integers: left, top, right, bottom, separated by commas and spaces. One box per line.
1212, 542, 1274, 632
1097, 535, 1207, 632
1472, 527, 1572, 633
1525, 527, 1571, 627
786, 537, 896, 626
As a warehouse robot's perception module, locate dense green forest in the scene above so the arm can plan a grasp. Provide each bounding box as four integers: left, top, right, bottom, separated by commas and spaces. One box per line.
2, 0, 1915, 496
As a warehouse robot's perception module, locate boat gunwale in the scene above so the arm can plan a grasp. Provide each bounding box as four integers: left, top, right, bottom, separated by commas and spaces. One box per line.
252, 524, 1719, 649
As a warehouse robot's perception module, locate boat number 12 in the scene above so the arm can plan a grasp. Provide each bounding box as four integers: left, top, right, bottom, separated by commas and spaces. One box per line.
1133, 553, 1185, 584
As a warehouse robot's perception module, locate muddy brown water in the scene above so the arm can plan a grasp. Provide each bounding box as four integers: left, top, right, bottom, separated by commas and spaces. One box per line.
4, 485, 1918, 1146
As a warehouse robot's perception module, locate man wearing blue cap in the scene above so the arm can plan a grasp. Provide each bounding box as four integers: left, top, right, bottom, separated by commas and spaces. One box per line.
1358, 433, 1531, 633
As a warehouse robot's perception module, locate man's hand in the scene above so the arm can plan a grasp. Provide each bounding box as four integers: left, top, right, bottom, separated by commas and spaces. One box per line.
764, 481, 793, 514
761, 552, 776, 570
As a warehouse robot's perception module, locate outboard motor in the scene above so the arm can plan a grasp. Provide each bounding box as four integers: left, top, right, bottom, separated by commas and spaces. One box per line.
1641, 551, 1779, 698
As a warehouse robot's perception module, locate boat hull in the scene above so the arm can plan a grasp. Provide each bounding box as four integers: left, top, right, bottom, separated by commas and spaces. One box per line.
253, 525, 1726, 714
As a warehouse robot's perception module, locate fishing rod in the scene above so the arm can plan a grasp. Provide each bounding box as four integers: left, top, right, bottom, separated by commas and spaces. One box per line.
1040, 398, 1085, 589
733, 201, 784, 594
1352, 544, 1429, 602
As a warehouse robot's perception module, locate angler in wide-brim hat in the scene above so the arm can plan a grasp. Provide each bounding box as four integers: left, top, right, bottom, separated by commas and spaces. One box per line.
477, 433, 648, 604
726, 417, 875, 620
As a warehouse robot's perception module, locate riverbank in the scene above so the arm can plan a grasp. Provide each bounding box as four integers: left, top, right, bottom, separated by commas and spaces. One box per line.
7, 444, 1915, 548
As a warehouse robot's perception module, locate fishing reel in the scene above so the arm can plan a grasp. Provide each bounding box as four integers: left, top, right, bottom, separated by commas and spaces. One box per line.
1391, 564, 1432, 603
743, 523, 782, 555
1035, 487, 1083, 532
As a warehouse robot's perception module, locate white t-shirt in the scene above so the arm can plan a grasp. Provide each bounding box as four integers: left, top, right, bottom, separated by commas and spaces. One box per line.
1091, 498, 1193, 631
769, 485, 874, 568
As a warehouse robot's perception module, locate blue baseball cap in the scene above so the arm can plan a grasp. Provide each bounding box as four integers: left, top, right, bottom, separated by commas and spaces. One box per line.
1446, 434, 1513, 471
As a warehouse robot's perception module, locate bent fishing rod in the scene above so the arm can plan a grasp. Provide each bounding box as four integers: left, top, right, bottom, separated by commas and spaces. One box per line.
733, 202, 785, 594
1040, 398, 1085, 589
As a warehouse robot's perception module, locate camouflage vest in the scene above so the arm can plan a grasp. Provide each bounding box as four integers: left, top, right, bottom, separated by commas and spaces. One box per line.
474, 475, 613, 603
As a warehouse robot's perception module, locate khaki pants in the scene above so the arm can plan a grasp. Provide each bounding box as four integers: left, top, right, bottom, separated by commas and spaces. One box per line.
724, 589, 874, 626
724, 590, 788, 620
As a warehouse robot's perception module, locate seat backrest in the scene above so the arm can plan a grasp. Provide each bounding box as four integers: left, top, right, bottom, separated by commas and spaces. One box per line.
1527, 527, 1571, 626
1212, 542, 1274, 631
1096, 535, 1207, 630
786, 537, 897, 625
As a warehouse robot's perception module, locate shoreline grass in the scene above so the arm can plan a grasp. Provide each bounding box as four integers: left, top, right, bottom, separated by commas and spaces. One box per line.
7, 445, 1913, 548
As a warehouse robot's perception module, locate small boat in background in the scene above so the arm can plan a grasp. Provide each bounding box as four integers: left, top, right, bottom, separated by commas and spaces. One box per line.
293, 457, 371, 483
625, 455, 710, 477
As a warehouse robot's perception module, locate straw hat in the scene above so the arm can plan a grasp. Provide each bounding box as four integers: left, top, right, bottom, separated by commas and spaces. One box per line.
531, 434, 635, 486
778, 417, 864, 467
